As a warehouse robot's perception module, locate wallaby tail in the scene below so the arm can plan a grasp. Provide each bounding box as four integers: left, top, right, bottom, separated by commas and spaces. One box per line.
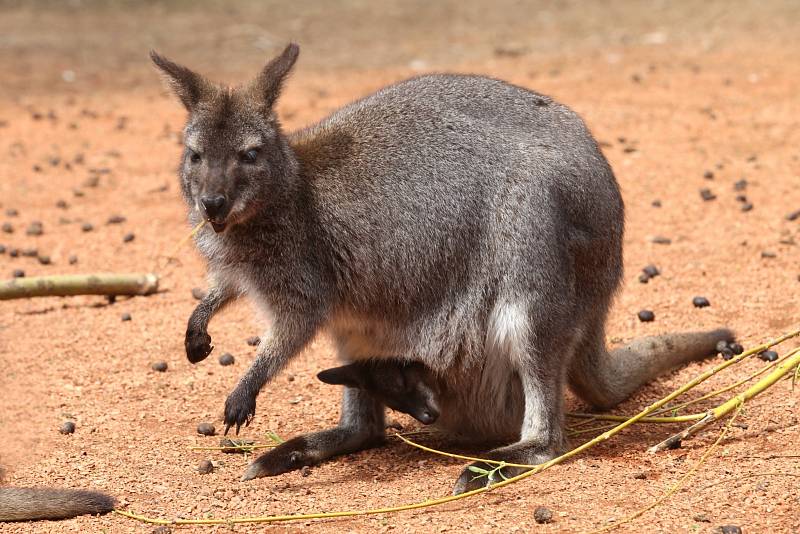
570, 328, 735, 410
0, 487, 116, 521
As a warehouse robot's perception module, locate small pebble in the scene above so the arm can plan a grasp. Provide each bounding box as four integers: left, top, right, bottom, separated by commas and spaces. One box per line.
786, 209, 800, 221
121, 312, 132, 321
151, 361, 168, 372
59, 421, 76, 435
740, 202, 753, 212
123, 232, 135, 243
191, 287, 206, 300
21, 248, 38, 257
12, 269, 24, 278
758, 350, 778, 362
761, 250, 776, 258
699, 188, 716, 201
717, 526, 742, 534
68, 254, 78, 265
650, 236, 671, 245
692, 296, 710, 308
81, 222, 94, 232
37, 254, 51, 265
638, 273, 650, 284
693, 513, 711, 523
0, 244, 5, 254
651, 199, 662, 208
2, 222, 13, 233
9, 248, 19, 257
637, 310, 655, 322
150, 526, 172, 534
733, 179, 747, 191
26, 221, 43, 236
632, 472, 647, 480
735, 194, 747, 203
197, 460, 214, 475
56, 199, 69, 209
703, 170, 714, 180
246, 336, 260, 346
197, 422, 216, 436
218, 353, 235, 366
5, 208, 18, 217
107, 214, 126, 224
533, 506, 553, 524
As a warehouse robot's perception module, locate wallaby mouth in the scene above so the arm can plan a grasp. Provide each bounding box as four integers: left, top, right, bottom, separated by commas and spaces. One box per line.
209, 219, 227, 233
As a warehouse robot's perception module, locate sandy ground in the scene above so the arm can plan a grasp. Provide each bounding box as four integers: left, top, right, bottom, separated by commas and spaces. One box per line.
1, 1, 799, 532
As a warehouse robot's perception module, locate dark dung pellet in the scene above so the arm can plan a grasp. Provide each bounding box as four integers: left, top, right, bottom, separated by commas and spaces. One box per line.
197, 460, 214, 474
729, 342, 744, 355
56, 199, 69, 209
218, 353, 235, 366
0, 244, 5, 254
703, 170, 714, 179
107, 214, 126, 224
59, 421, 76, 435
786, 209, 800, 221
68, 254, 78, 264
26, 221, 43, 236
733, 179, 747, 191
651, 236, 671, 245
197, 422, 216, 436
246, 336, 260, 346
2, 222, 13, 233
12, 269, 24, 278
692, 296, 710, 308
5, 208, 18, 217
533, 506, 553, 524
642, 264, 660, 278
21, 248, 37, 257
740, 202, 753, 212
37, 254, 51, 265
151, 361, 168, 372
9, 248, 18, 257
638, 273, 650, 284
81, 222, 94, 232
761, 250, 776, 258
651, 199, 662, 208
699, 188, 716, 201
637, 310, 655, 322
758, 350, 778, 362
123, 232, 135, 243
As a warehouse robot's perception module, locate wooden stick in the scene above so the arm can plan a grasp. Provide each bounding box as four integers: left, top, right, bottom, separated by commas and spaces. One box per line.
0, 273, 159, 300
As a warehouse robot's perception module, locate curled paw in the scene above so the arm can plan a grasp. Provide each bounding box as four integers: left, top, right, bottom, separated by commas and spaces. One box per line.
185, 329, 213, 363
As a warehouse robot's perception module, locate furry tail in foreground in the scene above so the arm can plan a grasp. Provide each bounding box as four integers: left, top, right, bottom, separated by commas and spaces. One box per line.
0, 487, 116, 521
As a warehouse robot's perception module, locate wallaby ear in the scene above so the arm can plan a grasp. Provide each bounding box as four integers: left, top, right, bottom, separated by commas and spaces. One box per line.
251, 43, 300, 109
317, 364, 364, 389
150, 50, 215, 111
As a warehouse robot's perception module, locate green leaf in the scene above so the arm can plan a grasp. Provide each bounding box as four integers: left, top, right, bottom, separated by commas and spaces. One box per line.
467, 466, 490, 476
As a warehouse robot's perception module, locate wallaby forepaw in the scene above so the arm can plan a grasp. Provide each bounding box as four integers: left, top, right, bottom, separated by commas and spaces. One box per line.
185, 329, 213, 363
224, 387, 256, 435
242, 437, 311, 480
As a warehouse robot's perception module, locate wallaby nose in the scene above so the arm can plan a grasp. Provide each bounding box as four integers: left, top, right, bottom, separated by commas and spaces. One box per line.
200, 194, 227, 219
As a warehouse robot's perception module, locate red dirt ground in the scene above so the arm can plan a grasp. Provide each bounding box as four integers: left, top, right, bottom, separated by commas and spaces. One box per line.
1, 1, 799, 532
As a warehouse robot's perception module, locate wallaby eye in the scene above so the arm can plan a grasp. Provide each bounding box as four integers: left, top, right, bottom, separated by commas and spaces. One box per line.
188, 149, 201, 164
240, 149, 259, 164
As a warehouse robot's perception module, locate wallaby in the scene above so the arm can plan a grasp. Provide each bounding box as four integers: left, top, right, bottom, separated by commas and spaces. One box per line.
0, 467, 115, 521
152, 43, 734, 494
318, 360, 441, 425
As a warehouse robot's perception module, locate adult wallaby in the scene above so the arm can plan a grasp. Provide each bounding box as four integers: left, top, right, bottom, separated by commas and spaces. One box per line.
318, 360, 441, 425
152, 43, 733, 494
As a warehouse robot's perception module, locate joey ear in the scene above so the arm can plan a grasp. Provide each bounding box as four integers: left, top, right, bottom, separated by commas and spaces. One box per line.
251, 43, 300, 109
317, 364, 364, 389
150, 50, 215, 111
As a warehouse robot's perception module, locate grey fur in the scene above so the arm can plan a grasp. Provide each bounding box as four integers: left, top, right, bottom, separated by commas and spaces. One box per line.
0, 487, 116, 521
153, 43, 734, 493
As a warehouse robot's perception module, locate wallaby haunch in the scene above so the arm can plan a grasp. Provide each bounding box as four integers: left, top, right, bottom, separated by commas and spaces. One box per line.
318, 360, 441, 425
153, 43, 734, 493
